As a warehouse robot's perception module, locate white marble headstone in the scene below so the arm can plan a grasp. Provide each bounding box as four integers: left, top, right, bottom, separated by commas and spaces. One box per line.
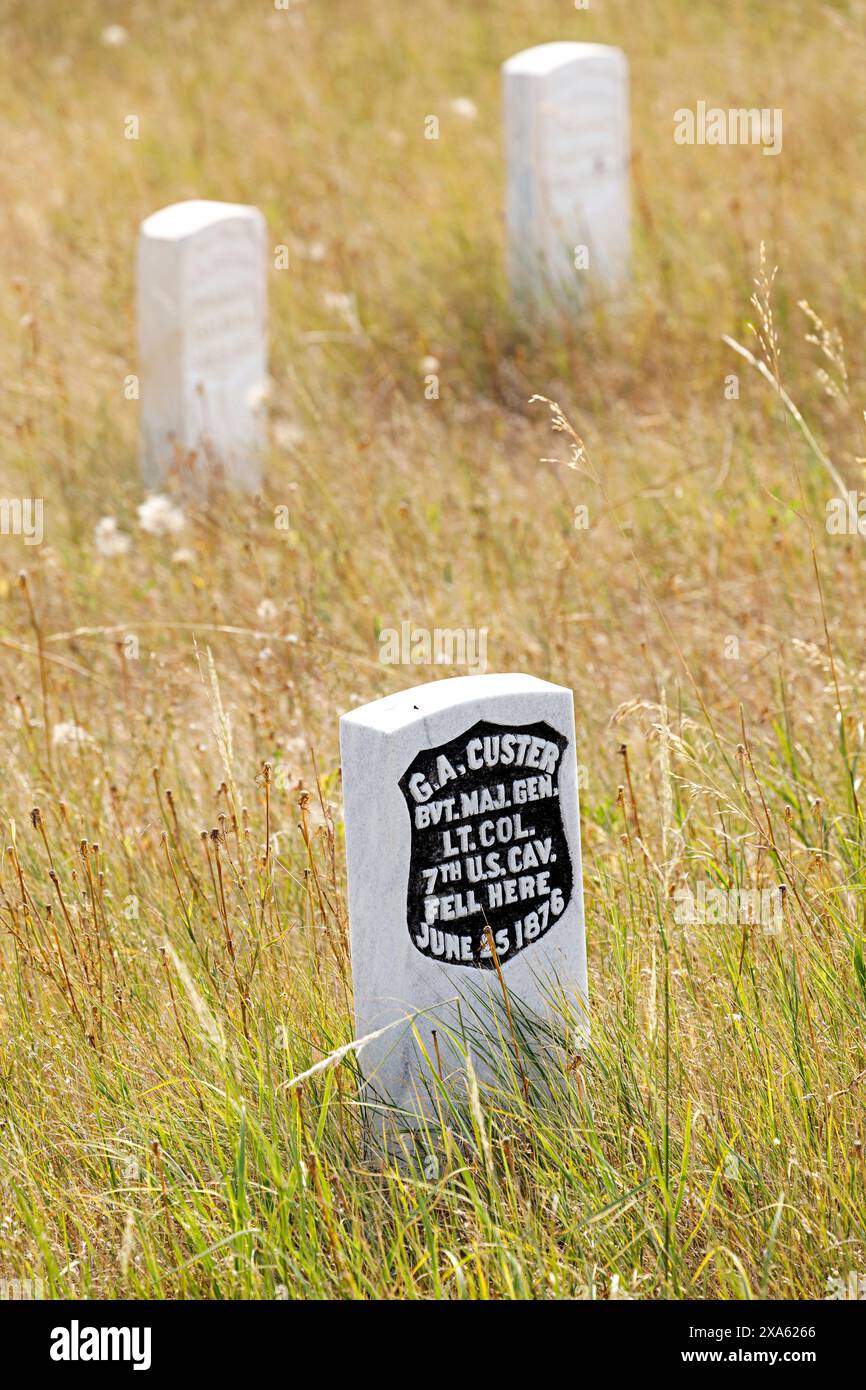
341, 673, 588, 1124
502, 42, 630, 307
137, 199, 267, 492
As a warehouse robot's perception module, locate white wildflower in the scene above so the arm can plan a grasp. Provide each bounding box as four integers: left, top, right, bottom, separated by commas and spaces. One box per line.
293, 238, 326, 263
94, 516, 131, 558
244, 378, 271, 411
449, 97, 478, 120
52, 722, 93, 750
100, 25, 129, 47
137, 494, 185, 537
273, 420, 306, 450
256, 598, 279, 625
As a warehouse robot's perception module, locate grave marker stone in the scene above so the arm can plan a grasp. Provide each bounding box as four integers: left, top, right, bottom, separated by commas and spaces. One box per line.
341, 673, 588, 1124
502, 42, 629, 307
137, 199, 267, 492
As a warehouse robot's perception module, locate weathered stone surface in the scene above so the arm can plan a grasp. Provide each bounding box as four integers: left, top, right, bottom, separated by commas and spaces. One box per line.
137, 200, 267, 492
503, 42, 629, 307
341, 673, 588, 1124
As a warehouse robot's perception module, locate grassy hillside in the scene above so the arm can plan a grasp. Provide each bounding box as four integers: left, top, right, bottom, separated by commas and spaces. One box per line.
0, 0, 865, 1298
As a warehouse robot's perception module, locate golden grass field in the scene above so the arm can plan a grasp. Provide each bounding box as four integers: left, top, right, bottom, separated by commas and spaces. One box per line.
1, 0, 865, 1299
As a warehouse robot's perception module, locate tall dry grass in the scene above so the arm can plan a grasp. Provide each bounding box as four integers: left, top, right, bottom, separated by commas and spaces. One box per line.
0, 0, 865, 1298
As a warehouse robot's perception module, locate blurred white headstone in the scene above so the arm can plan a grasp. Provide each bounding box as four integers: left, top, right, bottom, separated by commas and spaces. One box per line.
137, 200, 267, 492
502, 42, 629, 308
341, 673, 588, 1127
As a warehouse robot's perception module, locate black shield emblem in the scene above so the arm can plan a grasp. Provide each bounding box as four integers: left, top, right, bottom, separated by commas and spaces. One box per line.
399, 719, 574, 969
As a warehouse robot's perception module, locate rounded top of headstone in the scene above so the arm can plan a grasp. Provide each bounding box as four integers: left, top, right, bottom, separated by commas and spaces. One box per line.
140, 200, 263, 241
501, 41, 626, 78
341, 673, 571, 734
